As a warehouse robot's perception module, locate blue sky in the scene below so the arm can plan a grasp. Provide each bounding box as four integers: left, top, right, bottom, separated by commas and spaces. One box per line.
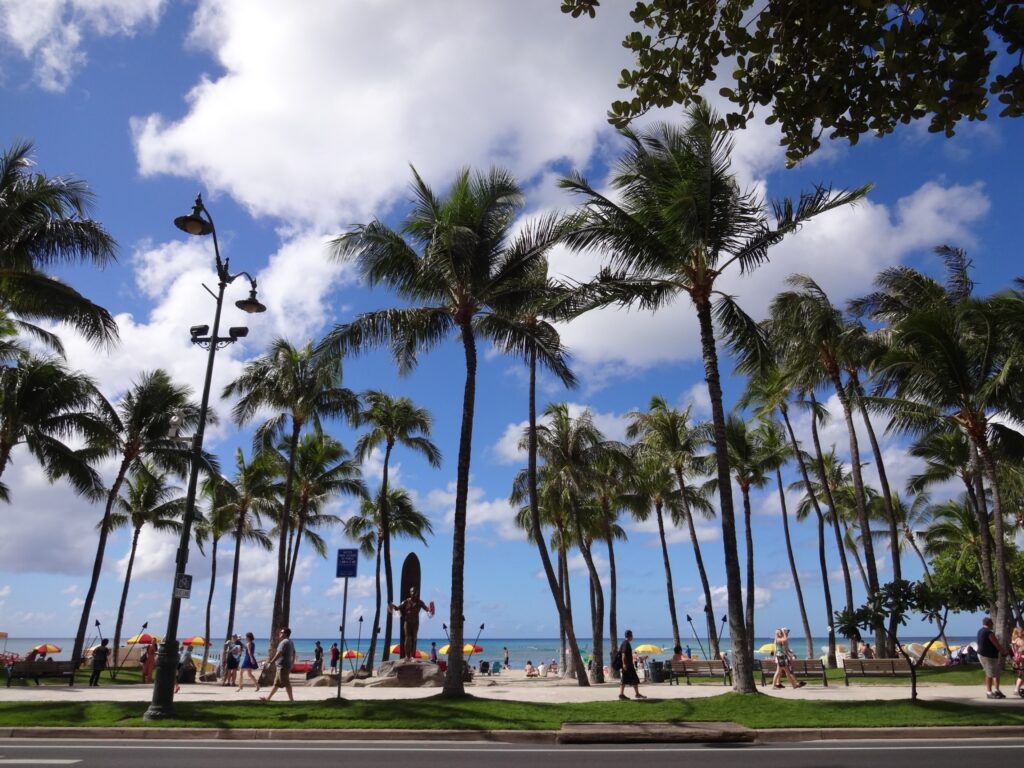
0, 1, 1021, 647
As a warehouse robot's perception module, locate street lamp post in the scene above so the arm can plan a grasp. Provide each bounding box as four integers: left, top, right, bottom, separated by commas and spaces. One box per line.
145, 194, 266, 720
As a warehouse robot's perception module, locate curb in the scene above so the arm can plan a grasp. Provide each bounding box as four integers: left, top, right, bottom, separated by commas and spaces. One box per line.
0, 727, 557, 743
754, 725, 1024, 743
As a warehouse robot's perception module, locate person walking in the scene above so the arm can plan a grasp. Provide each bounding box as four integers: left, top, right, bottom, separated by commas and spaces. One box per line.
329, 642, 339, 673
88, 639, 109, 686
261, 627, 295, 702
237, 632, 260, 692
978, 616, 1007, 699
616, 629, 646, 700
771, 628, 805, 689
312, 641, 324, 676
141, 639, 157, 684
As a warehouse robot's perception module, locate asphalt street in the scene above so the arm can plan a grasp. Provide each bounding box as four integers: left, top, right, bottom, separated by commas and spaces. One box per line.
2, 739, 1024, 768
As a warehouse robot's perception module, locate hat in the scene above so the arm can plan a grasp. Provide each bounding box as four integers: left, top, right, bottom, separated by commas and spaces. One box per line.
781, 627, 790, 634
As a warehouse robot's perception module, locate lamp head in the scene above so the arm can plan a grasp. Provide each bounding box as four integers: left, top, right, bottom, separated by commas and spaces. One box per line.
174, 195, 213, 236
228, 326, 249, 339
190, 325, 209, 339
235, 288, 267, 314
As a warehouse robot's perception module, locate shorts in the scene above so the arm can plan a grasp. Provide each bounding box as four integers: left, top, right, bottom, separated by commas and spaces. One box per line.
980, 655, 1002, 678
227, 655, 239, 669
274, 668, 291, 687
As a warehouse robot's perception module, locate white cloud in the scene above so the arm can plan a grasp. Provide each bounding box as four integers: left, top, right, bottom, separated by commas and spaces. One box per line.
0, 0, 165, 91
0, 585, 11, 599
491, 402, 632, 465
422, 481, 521, 541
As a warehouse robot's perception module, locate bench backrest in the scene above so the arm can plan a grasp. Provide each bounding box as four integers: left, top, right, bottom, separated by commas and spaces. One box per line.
843, 658, 912, 673
668, 659, 727, 674
7, 660, 76, 674
761, 658, 824, 674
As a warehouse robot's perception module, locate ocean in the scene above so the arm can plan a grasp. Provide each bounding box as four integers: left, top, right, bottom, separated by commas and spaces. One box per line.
3, 635, 973, 670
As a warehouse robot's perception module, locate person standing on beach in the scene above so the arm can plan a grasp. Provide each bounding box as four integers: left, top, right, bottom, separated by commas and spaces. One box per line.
978, 616, 1007, 699
617, 630, 646, 700
329, 642, 339, 673
430, 642, 438, 664
237, 632, 260, 692
312, 641, 324, 676
262, 627, 295, 702
88, 639, 109, 686
503, 646, 510, 669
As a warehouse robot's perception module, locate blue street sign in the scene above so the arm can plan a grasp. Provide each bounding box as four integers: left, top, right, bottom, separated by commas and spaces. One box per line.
336, 548, 358, 578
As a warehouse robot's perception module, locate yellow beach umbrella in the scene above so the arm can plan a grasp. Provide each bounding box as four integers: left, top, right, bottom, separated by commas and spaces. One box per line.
634, 644, 664, 654
758, 642, 776, 653
126, 632, 160, 645
438, 643, 483, 655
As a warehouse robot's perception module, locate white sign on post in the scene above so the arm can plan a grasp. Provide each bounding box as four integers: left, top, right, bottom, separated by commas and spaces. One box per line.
173, 573, 192, 599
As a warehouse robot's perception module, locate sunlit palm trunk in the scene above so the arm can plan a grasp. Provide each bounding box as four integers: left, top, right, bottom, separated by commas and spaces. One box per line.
740, 486, 755, 661
570, 517, 604, 683
527, 348, 587, 684
695, 298, 753, 692
780, 408, 834, 666
969, 447, 997, 614
202, 537, 219, 674
675, 471, 719, 657
270, 425, 302, 645
844, 524, 871, 594
380, 442, 395, 663
606, 533, 619, 680
654, 501, 681, 649
72, 454, 132, 682
112, 526, 142, 672
365, 533, 384, 671
975, 436, 1013, 644
442, 321, 476, 698
225, 508, 246, 644
776, 468, 812, 660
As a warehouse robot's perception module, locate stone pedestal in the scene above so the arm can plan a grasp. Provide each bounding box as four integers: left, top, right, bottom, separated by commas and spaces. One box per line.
395, 663, 424, 687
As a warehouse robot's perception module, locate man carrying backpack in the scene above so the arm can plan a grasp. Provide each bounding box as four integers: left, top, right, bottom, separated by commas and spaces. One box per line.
614, 629, 646, 701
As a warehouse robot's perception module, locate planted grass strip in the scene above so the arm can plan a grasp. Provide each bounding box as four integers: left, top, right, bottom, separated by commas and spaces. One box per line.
0, 693, 1022, 731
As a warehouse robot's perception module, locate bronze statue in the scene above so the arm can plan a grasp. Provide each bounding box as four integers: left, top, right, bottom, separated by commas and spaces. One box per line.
389, 587, 432, 660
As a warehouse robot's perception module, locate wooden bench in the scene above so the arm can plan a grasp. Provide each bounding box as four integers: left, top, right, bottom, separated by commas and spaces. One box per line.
842, 658, 912, 685
5, 660, 77, 686
666, 659, 732, 686
758, 658, 829, 686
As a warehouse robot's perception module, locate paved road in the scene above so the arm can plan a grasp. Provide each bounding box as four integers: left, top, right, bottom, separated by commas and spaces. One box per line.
2, 739, 1024, 767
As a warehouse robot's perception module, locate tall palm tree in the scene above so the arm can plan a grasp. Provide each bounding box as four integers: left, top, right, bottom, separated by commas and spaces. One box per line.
559, 102, 869, 691
589, 448, 631, 676
625, 397, 718, 655
106, 464, 183, 669
739, 367, 833, 664
282, 433, 367, 603
195, 479, 234, 675
344, 486, 433, 672
0, 354, 107, 501
217, 448, 278, 645
71, 369, 202, 675
0, 140, 118, 352
224, 338, 359, 645
353, 391, 440, 663
323, 166, 553, 697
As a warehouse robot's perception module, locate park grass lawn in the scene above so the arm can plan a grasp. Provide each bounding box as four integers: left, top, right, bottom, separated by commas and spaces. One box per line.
7, 668, 147, 687
0, 693, 1021, 731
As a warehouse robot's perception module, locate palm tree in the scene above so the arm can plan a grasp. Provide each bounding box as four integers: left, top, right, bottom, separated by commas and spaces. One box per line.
282, 433, 367, 604
216, 449, 278, 645
533, 403, 615, 682
106, 464, 183, 670
559, 102, 869, 691
70, 369, 202, 675
625, 397, 718, 655
344, 486, 433, 672
195, 478, 234, 675
0, 140, 118, 352
224, 338, 359, 645
0, 354, 107, 501
739, 367, 833, 664
353, 391, 440, 663
323, 166, 554, 697
493, 257, 590, 685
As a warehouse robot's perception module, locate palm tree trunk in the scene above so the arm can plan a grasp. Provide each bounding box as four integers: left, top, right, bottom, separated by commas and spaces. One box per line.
845, 525, 871, 594
380, 442, 395, 663
112, 526, 142, 673
776, 468, 813, 660
270, 424, 302, 646
571, 524, 604, 683
225, 507, 246, 644
809, 393, 855, 618
202, 537, 218, 674
741, 486, 755, 661
974, 434, 1012, 644
442, 321, 476, 698
606, 535, 620, 680
71, 455, 132, 682
969, 447, 997, 614
694, 296, 753, 692
654, 501, 681, 649
675, 470, 719, 657
365, 533, 384, 672
780, 407, 835, 667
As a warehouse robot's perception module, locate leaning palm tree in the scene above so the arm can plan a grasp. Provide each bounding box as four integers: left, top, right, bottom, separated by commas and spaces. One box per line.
0, 141, 119, 353
223, 338, 360, 645
194, 478, 234, 675
344, 486, 433, 672
323, 166, 553, 697
0, 354, 107, 502
353, 391, 440, 663
70, 369, 203, 676
106, 464, 183, 670
625, 397, 718, 655
559, 102, 869, 691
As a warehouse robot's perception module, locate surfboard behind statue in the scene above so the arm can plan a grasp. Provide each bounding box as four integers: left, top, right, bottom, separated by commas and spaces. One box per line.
398, 553, 421, 655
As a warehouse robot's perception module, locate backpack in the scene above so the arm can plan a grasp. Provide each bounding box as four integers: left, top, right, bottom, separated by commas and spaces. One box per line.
611, 651, 623, 671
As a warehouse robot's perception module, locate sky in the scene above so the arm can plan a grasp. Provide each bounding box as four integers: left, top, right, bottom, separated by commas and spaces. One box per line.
0, 0, 1021, 648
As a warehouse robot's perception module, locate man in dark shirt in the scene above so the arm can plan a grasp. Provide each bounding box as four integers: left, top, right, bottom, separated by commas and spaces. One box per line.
616, 629, 646, 700
977, 616, 1006, 699
89, 639, 109, 687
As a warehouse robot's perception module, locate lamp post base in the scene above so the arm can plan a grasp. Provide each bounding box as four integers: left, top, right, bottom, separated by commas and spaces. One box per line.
144, 642, 180, 720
